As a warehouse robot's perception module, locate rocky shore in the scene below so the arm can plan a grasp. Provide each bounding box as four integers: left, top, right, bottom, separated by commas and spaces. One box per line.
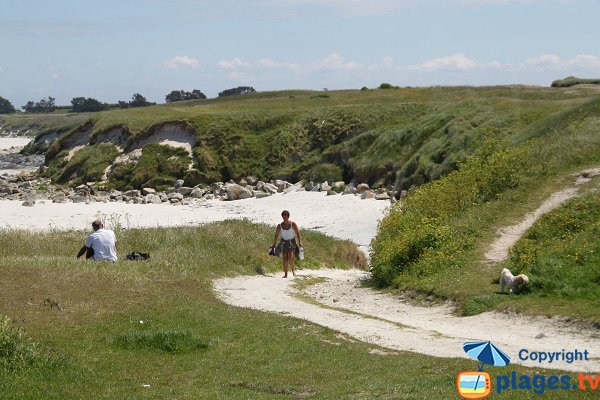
0, 174, 399, 207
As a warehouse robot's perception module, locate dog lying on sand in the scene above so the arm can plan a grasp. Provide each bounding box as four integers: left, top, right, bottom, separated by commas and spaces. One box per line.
500, 268, 529, 294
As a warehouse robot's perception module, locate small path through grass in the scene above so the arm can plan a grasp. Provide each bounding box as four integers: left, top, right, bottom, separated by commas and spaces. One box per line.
214, 167, 600, 373
485, 167, 600, 263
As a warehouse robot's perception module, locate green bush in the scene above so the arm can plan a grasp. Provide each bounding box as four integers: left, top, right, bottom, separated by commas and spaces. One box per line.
370, 142, 528, 286
110, 144, 191, 189
52, 144, 119, 185
307, 163, 343, 183
550, 76, 600, 88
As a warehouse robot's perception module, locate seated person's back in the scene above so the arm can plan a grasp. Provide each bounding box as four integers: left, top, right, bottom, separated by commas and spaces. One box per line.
77, 220, 117, 262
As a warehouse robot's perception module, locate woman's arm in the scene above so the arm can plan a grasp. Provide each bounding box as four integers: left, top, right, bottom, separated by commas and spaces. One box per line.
273, 225, 281, 246
292, 222, 302, 247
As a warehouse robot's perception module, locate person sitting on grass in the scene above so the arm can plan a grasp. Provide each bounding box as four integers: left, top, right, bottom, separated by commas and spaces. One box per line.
76, 219, 117, 262
272, 210, 303, 278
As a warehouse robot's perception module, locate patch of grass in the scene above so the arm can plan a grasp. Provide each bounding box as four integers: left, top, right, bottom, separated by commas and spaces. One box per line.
115, 330, 208, 353
46, 143, 119, 185
109, 143, 190, 189
370, 94, 600, 321
0, 316, 61, 371
507, 191, 600, 300
0, 221, 595, 399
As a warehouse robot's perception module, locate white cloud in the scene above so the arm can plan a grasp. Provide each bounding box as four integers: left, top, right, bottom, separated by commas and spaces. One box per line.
217, 58, 252, 69
526, 54, 561, 66
163, 56, 200, 69
566, 54, 600, 69
418, 53, 477, 71
310, 53, 363, 72
256, 58, 301, 72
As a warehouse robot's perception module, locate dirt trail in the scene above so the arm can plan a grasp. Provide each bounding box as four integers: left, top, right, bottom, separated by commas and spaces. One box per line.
485, 167, 600, 263
214, 168, 600, 373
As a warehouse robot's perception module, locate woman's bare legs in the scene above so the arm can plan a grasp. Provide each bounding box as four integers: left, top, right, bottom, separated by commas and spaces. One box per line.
282, 250, 289, 278
289, 249, 297, 277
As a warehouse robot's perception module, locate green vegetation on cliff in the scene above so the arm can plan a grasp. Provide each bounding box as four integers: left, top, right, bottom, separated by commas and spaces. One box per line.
370, 96, 600, 320
4, 85, 599, 192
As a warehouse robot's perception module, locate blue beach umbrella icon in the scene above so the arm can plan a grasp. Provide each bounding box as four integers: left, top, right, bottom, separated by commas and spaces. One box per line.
463, 341, 511, 370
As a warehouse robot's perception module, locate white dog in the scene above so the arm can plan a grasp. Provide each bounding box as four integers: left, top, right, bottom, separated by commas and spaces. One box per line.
500, 268, 529, 294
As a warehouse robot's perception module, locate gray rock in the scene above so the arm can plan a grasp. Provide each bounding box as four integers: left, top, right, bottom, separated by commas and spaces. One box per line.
361, 190, 376, 199
283, 180, 304, 194
123, 190, 141, 198
21, 199, 35, 207
375, 193, 390, 200
142, 187, 156, 195
168, 192, 184, 201
274, 179, 288, 192
310, 184, 321, 192
226, 183, 253, 201
304, 181, 314, 191
357, 183, 370, 194
190, 187, 205, 198
245, 176, 258, 186
174, 179, 185, 189
145, 194, 163, 204
262, 183, 278, 194
255, 192, 271, 199
326, 189, 337, 196
176, 187, 194, 196
342, 185, 357, 195
320, 181, 331, 191
333, 181, 345, 188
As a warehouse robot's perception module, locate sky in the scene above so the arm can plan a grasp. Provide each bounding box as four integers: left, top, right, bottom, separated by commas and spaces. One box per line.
1, 0, 599, 106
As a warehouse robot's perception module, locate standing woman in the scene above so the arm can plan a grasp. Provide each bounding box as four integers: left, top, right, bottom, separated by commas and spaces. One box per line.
272, 210, 303, 278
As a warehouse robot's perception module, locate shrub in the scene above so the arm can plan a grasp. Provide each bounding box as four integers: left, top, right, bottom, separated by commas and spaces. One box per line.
110, 144, 191, 189
307, 163, 343, 183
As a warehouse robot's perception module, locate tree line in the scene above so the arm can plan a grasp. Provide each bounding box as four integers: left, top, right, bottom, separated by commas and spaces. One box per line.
0, 86, 257, 114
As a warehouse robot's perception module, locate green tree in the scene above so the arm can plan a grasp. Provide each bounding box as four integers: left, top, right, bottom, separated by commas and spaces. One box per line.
218, 86, 256, 97
22, 97, 56, 113
118, 93, 155, 109
0, 96, 16, 114
71, 97, 108, 112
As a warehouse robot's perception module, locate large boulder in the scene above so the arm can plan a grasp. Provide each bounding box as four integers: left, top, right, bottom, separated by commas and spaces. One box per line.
176, 186, 194, 196
190, 187, 205, 198
361, 190, 376, 200
356, 183, 370, 194
226, 183, 253, 201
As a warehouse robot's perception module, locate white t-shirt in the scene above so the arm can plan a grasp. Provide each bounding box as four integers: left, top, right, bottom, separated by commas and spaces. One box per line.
85, 229, 117, 262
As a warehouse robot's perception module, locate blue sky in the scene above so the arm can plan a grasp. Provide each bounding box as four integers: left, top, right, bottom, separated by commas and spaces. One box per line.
1, 0, 599, 106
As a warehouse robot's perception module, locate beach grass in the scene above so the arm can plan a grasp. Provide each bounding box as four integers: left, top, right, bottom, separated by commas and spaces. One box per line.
1, 220, 595, 399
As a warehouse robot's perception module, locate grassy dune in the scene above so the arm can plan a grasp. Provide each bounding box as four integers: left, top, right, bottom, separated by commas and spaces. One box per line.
370, 94, 600, 321
4, 85, 600, 190
1, 221, 596, 399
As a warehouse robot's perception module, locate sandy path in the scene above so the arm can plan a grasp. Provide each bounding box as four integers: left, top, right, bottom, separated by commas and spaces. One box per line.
215, 169, 600, 372
485, 167, 600, 262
